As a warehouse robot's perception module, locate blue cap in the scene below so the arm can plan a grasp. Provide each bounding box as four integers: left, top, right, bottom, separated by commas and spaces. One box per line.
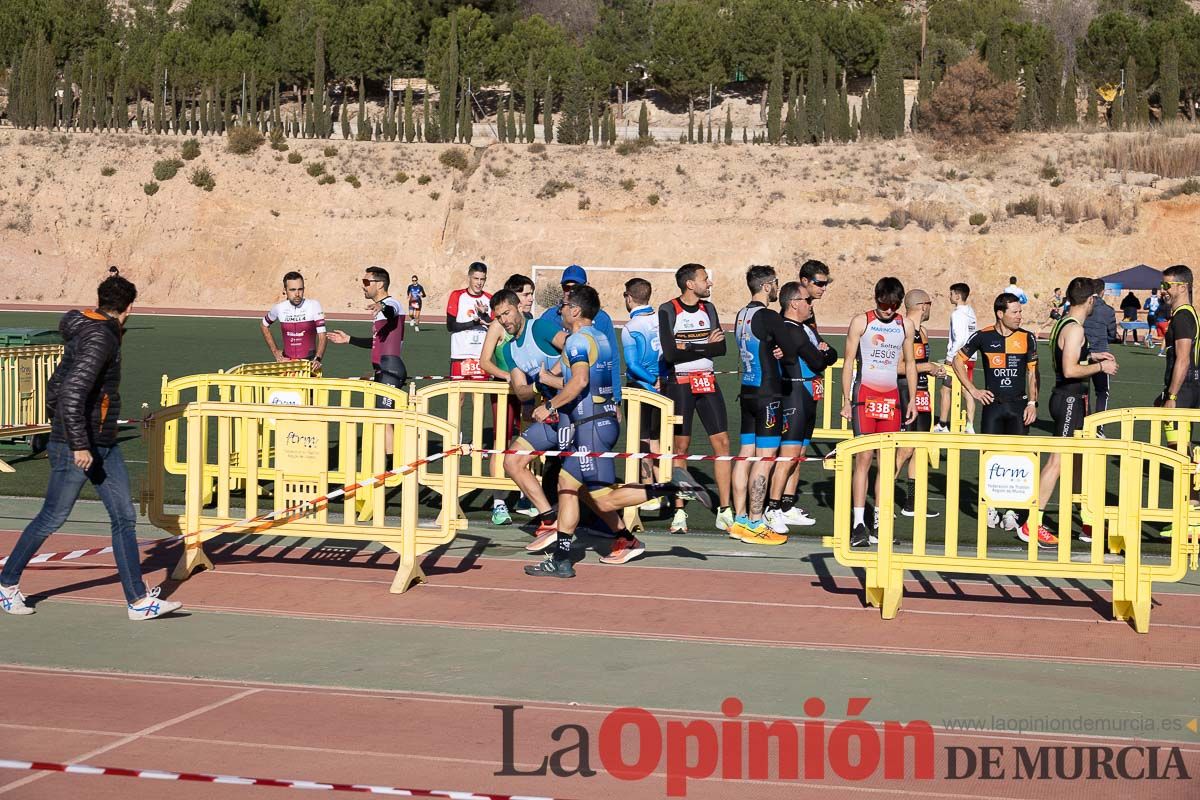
561, 264, 587, 285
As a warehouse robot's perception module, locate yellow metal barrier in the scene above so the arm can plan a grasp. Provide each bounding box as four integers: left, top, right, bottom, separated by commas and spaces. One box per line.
810, 358, 967, 443
0, 344, 63, 429
824, 432, 1193, 632
157, 373, 409, 519
143, 401, 464, 593
224, 360, 315, 378
410, 381, 680, 531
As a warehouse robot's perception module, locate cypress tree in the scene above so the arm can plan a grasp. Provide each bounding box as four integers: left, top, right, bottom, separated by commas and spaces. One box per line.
687, 103, 694, 143
314, 28, 326, 137
706, 115, 712, 143
607, 107, 617, 144
497, 98, 507, 142
1161, 41, 1180, 123
724, 105, 733, 144
404, 83, 415, 142
384, 87, 395, 140
838, 74, 851, 141
743, 126, 747, 143
305, 87, 315, 137
876, 45, 904, 138
850, 104, 859, 140
424, 94, 440, 142
358, 78, 371, 140
508, 91, 518, 143
1060, 70, 1078, 127
1085, 83, 1098, 126
341, 99, 351, 139
913, 55, 934, 132
1123, 56, 1139, 128
416, 114, 422, 142
767, 45, 783, 144
591, 96, 601, 144
784, 70, 798, 144
824, 55, 840, 141
440, 14, 459, 140
523, 55, 537, 142
806, 37, 824, 142
1037, 57, 1060, 130
556, 61, 589, 144
460, 86, 473, 143
637, 100, 648, 140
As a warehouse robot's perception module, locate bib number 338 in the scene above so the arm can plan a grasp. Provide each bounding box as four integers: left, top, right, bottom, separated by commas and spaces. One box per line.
865, 399, 896, 420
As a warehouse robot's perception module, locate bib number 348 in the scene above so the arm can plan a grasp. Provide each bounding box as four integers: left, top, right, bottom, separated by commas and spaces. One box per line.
688, 373, 716, 394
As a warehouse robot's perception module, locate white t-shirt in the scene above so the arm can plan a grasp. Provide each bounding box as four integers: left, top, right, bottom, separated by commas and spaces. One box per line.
1007, 284, 1029, 304
946, 305, 978, 363
446, 288, 491, 360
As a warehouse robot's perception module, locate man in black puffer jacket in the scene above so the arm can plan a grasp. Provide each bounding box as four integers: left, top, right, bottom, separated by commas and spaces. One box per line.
0, 275, 182, 621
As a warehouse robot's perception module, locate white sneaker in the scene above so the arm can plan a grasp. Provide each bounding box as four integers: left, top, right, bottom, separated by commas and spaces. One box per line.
987, 507, 1000, 529
1001, 510, 1020, 532
932, 423, 948, 433
965, 423, 975, 434
714, 507, 734, 531
764, 508, 790, 534
639, 497, 664, 512
0, 584, 34, 616
781, 506, 817, 526
127, 587, 182, 621
669, 509, 688, 534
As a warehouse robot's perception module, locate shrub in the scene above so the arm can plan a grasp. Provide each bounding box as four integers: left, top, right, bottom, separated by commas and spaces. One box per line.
324, 145, 338, 157
926, 55, 1019, 145
100, 166, 116, 177
1102, 134, 1200, 178
529, 143, 546, 154
1161, 177, 1200, 199
1040, 159, 1058, 180
396, 171, 410, 183
429, 191, 441, 200
317, 174, 336, 185
439, 148, 469, 171
345, 175, 361, 188
619, 178, 635, 191
190, 166, 215, 191
153, 158, 184, 181
578, 196, 591, 210
969, 212, 987, 226
1050, 177, 1064, 187
417, 174, 432, 185
536, 179, 574, 199
181, 138, 201, 160
647, 193, 660, 205
287, 151, 303, 164
306, 161, 326, 177
269, 129, 288, 151
615, 138, 652, 156
143, 181, 159, 196
226, 126, 265, 155
1006, 195, 1040, 217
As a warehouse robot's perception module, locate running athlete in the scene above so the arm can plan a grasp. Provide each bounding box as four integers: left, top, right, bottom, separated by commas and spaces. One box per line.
1158, 264, 1199, 410
524, 286, 690, 576
261, 271, 326, 369
406, 275, 426, 331
621, 278, 664, 492
841, 277, 918, 548
730, 266, 800, 545
327, 266, 407, 453
894, 289, 946, 517
953, 292, 1039, 534
659, 263, 734, 533
936, 282, 977, 432
766, 281, 836, 533
1034, 277, 1117, 546
536, 265, 622, 404
446, 261, 492, 380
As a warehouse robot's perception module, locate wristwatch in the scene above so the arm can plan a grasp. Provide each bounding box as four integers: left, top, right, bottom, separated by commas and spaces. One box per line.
1168, 393, 1178, 401
544, 400, 555, 412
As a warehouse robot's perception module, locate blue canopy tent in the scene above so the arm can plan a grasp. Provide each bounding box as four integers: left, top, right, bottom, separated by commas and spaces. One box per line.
1098, 264, 1162, 292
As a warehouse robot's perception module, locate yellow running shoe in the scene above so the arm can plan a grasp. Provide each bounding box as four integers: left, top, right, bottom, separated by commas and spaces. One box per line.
736, 519, 788, 546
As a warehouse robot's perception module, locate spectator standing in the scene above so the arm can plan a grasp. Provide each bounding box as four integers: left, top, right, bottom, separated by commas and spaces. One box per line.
1119, 291, 1141, 343
1006, 276, 1029, 305
1084, 279, 1119, 429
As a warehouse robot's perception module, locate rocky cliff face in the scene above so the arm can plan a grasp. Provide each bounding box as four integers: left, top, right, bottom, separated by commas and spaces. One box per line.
1, 130, 1195, 330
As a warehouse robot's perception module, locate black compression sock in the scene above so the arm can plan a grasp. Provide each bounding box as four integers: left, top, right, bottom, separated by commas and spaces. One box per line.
645, 483, 675, 499
554, 533, 573, 561
767, 499, 782, 511
780, 495, 796, 512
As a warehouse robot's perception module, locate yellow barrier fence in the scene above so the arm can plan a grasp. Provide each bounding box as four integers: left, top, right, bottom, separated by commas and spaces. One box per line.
143, 401, 464, 593
158, 373, 408, 519
824, 432, 1194, 632
410, 381, 680, 532
223, 360, 315, 378
0, 344, 63, 429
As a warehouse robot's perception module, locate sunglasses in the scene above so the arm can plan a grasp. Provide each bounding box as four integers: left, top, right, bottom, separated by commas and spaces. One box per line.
362, 278, 382, 286
810, 279, 831, 287
1161, 280, 1187, 290
877, 302, 900, 313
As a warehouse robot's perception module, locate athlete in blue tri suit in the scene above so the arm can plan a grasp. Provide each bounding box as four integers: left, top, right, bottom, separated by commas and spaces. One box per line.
621, 277, 663, 486
537, 264, 622, 404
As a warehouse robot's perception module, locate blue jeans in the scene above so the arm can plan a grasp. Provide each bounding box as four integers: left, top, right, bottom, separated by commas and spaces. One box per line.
1, 441, 147, 604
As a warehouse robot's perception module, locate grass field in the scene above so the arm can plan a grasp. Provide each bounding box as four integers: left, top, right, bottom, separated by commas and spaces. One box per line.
0, 308, 1180, 548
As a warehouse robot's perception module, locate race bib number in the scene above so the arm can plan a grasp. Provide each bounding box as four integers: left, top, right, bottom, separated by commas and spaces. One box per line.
688, 372, 716, 395
811, 377, 824, 402
915, 390, 931, 413
865, 398, 896, 421
460, 358, 483, 378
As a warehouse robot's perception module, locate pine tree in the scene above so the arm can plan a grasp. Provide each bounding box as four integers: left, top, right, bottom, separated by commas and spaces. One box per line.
1160, 41, 1180, 123
1086, 84, 1098, 127
544, 74, 554, 143
523, 55, 536, 142
556, 61, 589, 144
441, 14, 459, 140
637, 100, 649, 140
806, 37, 824, 142
724, 105, 733, 144
404, 83, 415, 142
1060, 71, 1078, 127
767, 45, 783, 144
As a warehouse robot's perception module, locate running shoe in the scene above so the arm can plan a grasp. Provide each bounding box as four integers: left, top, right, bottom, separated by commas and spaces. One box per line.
714, 506, 734, 531
987, 507, 1001, 529
599, 536, 646, 565
1078, 525, 1093, 544
850, 523, 873, 548
0, 584, 33, 616
526, 523, 559, 552
127, 587, 182, 621
735, 519, 787, 546
638, 496, 665, 513
1001, 510, 1020, 531
670, 467, 696, 500
764, 508, 790, 534
901, 503, 940, 518
965, 423, 976, 434
728, 515, 752, 540
781, 506, 817, 526
873, 508, 894, 529
492, 503, 513, 526
1018, 523, 1058, 549
524, 556, 576, 578
932, 422, 948, 433
514, 497, 539, 518
669, 509, 688, 534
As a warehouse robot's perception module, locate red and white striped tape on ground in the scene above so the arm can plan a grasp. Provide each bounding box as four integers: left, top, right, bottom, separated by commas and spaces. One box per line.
0, 758, 565, 799
0, 447, 463, 567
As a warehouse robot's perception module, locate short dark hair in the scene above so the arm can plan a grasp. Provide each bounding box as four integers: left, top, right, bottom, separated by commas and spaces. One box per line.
949, 282, 970, 300
1008, 276, 1018, 284
283, 270, 303, 285
746, 265, 777, 294
468, 261, 488, 275
97, 275, 137, 313
107, 265, 120, 275
799, 259, 829, 282
411, 274, 419, 281
675, 263, 706, 291
993, 292, 1020, 316
875, 276, 905, 307
569, 284, 601, 319
779, 281, 803, 307
1066, 276, 1094, 306
1091, 278, 1107, 296
366, 265, 390, 290
1163, 264, 1193, 287
624, 277, 651, 304
503, 274, 534, 293
491, 289, 519, 311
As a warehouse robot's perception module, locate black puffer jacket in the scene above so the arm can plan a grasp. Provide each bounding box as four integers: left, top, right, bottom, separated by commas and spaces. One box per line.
46, 310, 124, 450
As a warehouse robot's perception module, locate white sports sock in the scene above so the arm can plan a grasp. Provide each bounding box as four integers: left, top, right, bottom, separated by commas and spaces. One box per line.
853, 507, 865, 527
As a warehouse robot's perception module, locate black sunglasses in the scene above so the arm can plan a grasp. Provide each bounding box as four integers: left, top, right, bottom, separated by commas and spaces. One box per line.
810, 279, 831, 287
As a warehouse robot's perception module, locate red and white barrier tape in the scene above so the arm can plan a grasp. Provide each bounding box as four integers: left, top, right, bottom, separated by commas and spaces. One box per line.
473, 448, 815, 463
0, 758, 563, 799
407, 370, 741, 382
0, 447, 464, 566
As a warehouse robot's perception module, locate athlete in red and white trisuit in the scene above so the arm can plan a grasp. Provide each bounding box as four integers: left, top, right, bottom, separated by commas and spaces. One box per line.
446, 261, 492, 380
261, 271, 326, 369
841, 277, 918, 548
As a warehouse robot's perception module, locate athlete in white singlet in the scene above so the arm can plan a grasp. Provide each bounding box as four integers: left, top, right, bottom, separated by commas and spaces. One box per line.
261, 271, 326, 369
